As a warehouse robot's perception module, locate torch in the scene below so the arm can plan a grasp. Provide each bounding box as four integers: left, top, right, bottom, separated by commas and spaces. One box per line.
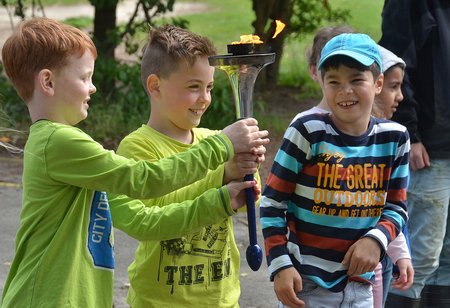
208, 22, 284, 271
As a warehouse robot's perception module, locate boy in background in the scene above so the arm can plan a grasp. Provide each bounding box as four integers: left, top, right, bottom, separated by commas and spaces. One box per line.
260, 33, 410, 307
372, 45, 413, 308
0, 18, 268, 307
111, 25, 266, 307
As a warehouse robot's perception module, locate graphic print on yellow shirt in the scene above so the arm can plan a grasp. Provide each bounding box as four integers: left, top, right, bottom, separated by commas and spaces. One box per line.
159, 222, 232, 284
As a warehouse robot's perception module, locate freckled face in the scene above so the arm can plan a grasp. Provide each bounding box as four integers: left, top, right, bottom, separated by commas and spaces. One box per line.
155, 56, 214, 134
322, 65, 383, 135
374, 66, 404, 119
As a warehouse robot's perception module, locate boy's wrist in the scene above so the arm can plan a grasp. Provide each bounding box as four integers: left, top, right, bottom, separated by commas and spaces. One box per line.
218, 186, 235, 216
215, 133, 234, 161
363, 235, 386, 261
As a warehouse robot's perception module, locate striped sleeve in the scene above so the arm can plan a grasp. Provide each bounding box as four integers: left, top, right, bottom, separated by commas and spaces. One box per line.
260, 121, 310, 277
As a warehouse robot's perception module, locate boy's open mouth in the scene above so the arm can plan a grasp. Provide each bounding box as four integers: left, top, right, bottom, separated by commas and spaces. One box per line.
337, 100, 357, 107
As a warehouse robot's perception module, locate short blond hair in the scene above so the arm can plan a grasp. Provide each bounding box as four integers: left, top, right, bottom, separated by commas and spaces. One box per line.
1, 17, 97, 102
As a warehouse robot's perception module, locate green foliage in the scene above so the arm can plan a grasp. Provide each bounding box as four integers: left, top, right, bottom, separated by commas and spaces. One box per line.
289, 0, 350, 40
0, 64, 29, 131
181, 0, 254, 55
64, 16, 92, 29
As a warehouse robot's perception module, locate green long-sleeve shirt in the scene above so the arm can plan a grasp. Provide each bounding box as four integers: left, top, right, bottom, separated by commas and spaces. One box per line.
1, 120, 235, 308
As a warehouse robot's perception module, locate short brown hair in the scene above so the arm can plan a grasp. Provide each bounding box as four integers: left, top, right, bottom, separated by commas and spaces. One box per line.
307, 25, 355, 67
140, 25, 216, 94
1, 17, 97, 102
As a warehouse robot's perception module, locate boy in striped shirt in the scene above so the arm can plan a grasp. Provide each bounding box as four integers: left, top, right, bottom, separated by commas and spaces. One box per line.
260, 33, 410, 308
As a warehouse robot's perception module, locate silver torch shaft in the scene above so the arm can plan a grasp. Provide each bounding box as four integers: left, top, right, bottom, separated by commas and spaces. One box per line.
209, 51, 275, 271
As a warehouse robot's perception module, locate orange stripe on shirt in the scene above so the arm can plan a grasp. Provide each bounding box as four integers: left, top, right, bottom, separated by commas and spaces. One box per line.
267, 173, 296, 194
387, 188, 407, 202
265, 234, 288, 256
378, 220, 397, 240
298, 232, 353, 253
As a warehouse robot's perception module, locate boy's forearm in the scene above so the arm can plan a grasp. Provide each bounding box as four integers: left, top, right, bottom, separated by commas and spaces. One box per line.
47, 127, 233, 199
260, 195, 292, 279
110, 186, 234, 241
115, 133, 233, 199
368, 135, 410, 249
365, 200, 407, 255
387, 232, 411, 263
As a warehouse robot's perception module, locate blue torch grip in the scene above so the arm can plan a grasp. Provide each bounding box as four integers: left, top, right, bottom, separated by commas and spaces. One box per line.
244, 173, 263, 271
244, 173, 257, 245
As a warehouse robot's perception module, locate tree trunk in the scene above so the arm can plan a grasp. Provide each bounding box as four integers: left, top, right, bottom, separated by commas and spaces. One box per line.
252, 0, 293, 89
93, 2, 118, 60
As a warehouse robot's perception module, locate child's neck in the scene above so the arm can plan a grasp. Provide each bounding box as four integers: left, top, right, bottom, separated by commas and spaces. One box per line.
316, 99, 330, 112
329, 114, 371, 136
147, 120, 193, 144
28, 99, 57, 124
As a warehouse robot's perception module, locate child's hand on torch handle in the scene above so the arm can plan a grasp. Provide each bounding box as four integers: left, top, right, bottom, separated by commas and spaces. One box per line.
222, 118, 269, 154
222, 118, 268, 271
223, 145, 266, 182
227, 180, 260, 211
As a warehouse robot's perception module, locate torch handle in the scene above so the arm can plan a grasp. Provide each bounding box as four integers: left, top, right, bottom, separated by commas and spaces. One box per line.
244, 173, 263, 271
244, 173, 257, 245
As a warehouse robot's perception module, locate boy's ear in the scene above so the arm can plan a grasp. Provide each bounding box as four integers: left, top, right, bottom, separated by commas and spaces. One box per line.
375, 73, 384, 94
37, 69, 54, 96
146, 74, 160, 96
309, 65, 319, 82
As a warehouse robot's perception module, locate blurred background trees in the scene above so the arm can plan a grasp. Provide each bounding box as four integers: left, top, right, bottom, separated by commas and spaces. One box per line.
1, 0, 382, 147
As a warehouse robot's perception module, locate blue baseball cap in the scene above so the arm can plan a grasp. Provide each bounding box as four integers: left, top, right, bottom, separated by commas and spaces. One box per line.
318, 33, 382, 71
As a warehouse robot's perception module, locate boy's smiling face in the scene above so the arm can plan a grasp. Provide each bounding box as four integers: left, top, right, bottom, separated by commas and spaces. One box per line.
149, 56, 215, 142
51, 50, 96, 125
322, 64, 383, 135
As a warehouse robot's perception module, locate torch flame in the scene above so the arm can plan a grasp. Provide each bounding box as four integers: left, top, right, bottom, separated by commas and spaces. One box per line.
231, 34, 263, 45
272, 20, 286, 39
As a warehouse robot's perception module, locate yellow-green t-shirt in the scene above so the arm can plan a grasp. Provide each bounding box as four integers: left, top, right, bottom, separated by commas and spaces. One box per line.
116, 125, 242, 308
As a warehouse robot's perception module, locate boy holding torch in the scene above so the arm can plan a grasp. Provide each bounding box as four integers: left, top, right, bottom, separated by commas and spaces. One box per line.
110, 25, 268, 307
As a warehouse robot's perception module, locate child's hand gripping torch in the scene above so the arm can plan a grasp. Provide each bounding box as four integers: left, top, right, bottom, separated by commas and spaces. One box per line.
209, 45, 275, 271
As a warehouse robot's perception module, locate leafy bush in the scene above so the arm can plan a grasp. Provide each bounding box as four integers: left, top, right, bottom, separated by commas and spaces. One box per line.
0, 63, 30, 141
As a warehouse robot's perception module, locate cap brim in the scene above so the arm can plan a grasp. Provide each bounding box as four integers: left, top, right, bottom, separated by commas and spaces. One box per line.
318, 50, 376, 69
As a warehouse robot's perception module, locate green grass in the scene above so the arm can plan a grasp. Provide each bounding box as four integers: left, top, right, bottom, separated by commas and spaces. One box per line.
176, 0, 256, 55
